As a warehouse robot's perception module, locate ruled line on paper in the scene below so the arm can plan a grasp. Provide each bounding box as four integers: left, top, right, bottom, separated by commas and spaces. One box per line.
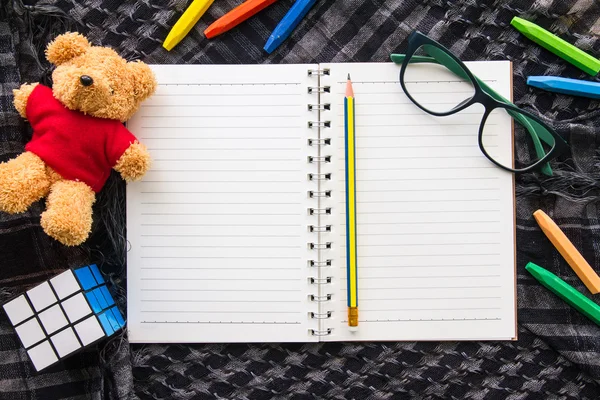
337, 296, 502, 301
140, 321, 303, 325
140, 245, 303, 249
140, 266, 304, 270
141, 125, 303, 129
152, 93, 302, 98
139, 191, 301, 194
142, 300, 303, 303
140, 202, 304, 205
140, 234, 303, 238
140, 311, 303, 314
141, 278, 301, 281
355, 318, 502, 323
141, 212, 303, 216
337, 275, 502, 280
140, 288, 303, 292
157, 82, 303, 86
140, 256, 303, 260
142, 137, 303, 139
337, 285, 503, 290
146, 148, 303, 151
143, 104, 301, 108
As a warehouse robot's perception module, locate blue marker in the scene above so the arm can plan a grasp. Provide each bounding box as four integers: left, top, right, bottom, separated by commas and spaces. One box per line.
264, 0, 317, 54
527, 76, 600, 99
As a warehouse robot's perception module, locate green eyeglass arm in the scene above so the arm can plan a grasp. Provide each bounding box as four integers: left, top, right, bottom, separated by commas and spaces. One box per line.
390, 53, 553, 175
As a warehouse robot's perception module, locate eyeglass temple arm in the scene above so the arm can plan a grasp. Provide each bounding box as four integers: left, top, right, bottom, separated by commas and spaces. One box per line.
391, 54, 553, 176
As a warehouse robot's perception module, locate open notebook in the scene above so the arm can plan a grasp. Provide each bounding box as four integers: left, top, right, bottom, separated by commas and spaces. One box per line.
126, 61, 516, 343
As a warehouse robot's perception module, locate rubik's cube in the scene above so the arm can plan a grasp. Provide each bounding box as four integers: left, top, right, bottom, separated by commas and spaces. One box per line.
2, 264, 125, 372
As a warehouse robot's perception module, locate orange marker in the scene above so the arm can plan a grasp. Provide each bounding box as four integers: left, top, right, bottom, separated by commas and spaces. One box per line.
204, 0, 279, 39
533, 209, 600, 294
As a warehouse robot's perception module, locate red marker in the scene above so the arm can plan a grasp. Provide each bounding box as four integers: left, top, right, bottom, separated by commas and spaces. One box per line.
204, 0, 279, 39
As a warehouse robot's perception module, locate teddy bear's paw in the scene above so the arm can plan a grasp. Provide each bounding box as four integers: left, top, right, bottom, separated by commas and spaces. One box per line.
114, 141, 151, 182
40, 180, 96, 246
0, 152, 50, 214
12, 83, 39, 119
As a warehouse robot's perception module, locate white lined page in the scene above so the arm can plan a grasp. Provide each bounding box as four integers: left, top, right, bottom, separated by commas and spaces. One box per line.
126, 64, 319, 343
322, 62, 516, 341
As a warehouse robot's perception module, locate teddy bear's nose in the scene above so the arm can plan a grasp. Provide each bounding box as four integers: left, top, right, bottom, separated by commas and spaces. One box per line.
80, 75, 94, 86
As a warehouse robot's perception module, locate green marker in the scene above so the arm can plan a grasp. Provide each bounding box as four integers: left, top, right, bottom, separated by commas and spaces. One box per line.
511, 16, 600, 76
525, 262, 600, 326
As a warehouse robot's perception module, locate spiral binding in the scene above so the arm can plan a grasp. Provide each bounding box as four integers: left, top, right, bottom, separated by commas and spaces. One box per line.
308, 103, 331, 111
308, 207, 332, 215
307, 67, 333, 337
307, 86, 331, 93
307, 68, 330, 76
309, 328, 333, 336
310, 311, 332, 319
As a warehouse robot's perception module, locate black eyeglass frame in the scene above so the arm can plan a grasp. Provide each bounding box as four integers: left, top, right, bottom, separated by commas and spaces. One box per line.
396, 30, 569, 174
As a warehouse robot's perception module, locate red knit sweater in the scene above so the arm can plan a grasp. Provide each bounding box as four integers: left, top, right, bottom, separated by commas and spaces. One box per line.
24, 85, 138, 193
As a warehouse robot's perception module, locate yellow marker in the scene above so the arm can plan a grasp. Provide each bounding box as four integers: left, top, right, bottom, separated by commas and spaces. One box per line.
163, 0, 215, 51
534, 209, 600, 294
345, 74, 358, 328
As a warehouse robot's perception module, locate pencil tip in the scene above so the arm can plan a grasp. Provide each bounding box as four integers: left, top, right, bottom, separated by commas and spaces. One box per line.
347, 73, 351, 80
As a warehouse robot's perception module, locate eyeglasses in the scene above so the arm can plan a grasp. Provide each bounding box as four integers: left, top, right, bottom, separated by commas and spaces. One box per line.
391, 31, 569, 175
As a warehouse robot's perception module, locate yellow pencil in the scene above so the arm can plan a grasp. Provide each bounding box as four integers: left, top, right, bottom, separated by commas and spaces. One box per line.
163, 0, 215, 51
345, 74, 358, 329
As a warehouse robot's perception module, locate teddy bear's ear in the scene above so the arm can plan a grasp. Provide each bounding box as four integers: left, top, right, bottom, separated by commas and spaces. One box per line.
128, 61, 157, 101
45, 32, 90, 65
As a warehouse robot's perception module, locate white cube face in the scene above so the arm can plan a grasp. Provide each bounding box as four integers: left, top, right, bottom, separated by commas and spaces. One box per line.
3, 295, 33, 326
60, 293, 92, 323
50, 327, 81, 358
38, 304, 69, 335
15, 318, 46, 348
26, 282, 57, 312
49, 270, 81, 300
74, 316, 105, 346
27, 341, 58, 371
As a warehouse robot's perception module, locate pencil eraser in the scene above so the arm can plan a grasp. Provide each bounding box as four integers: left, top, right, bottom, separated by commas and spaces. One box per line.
26, 282, 57, 312
15, 318, 45, 348
38, 304, 69, 335
49, 270, 81, 300
50, 327, 81, 358
61, 293, 92, 323
3, 295, 34, 326
27, 341, 58, 371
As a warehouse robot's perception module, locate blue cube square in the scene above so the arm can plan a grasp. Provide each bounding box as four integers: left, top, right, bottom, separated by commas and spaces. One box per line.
97, 312, 114, 336
89, 264, 105, 285
99, 286, 115, 307
74, 267, 96, 291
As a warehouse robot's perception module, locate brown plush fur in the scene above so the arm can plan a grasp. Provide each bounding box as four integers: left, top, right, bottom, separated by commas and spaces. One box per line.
40, 180, 96, 246
0, 152, 50, 213
1, 32, 157, 246
46, 32, 157, 121
114, 141, 152, 181
13, 83, 38, 118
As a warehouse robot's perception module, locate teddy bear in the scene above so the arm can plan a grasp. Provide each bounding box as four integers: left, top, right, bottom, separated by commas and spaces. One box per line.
0, 32, 157, 246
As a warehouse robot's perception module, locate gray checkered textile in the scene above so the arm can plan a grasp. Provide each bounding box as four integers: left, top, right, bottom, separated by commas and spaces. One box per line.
1, 0, 600, 398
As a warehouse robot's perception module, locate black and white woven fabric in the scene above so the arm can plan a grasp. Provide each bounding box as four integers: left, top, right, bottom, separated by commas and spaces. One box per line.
1, 0, 600, 398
